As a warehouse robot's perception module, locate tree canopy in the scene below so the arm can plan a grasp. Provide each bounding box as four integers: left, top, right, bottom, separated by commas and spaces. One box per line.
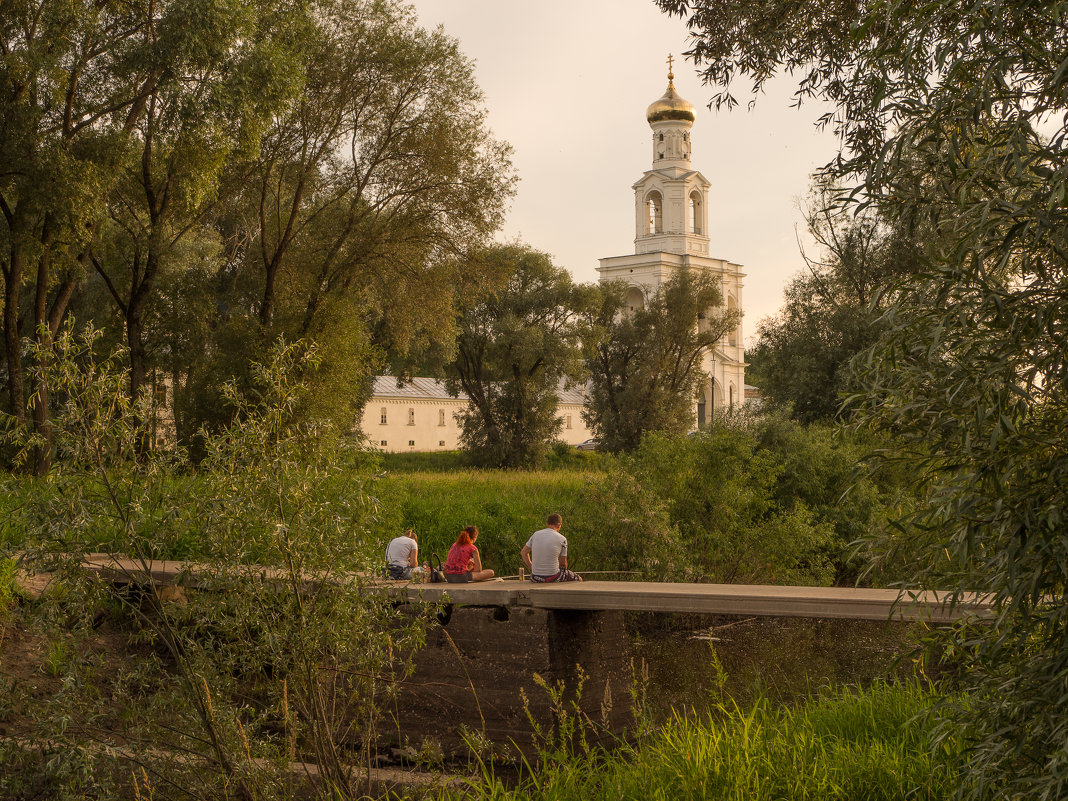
583, 268, 736, 452
446, 244, 591, 469
657, 0, 1068, 795
747, 184, 919, 423
0, 0, 515, 465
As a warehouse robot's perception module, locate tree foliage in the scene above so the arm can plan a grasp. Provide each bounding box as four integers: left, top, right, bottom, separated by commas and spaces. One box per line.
447, 244, 591, 469
748, 185, 919, 423
0, 0, 515, 466
3, 328, 428, 799
657, 0, 1068, 795
582, 269, 737, 452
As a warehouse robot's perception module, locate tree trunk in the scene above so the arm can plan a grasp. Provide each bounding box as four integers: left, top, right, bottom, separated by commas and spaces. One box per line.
3, 253, 24, 424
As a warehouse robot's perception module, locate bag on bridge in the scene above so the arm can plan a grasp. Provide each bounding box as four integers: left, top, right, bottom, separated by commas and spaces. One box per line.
429, 553, 446, 584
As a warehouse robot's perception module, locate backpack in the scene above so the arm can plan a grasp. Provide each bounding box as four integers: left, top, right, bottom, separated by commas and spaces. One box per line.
429, 553, 446, 584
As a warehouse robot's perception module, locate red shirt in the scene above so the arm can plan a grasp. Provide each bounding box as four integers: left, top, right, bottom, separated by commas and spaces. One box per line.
445, 542, 477, 574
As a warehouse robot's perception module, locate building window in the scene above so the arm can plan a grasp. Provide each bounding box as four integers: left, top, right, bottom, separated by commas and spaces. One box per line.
380, 440, 387, 447
566, 414, 572, 429
438, 409, 446, 426
407, 408, 415, 426
729, 385, 734, 409
408, 440, 415, 447
439, 440, 445, 447
379, 407, 387, 425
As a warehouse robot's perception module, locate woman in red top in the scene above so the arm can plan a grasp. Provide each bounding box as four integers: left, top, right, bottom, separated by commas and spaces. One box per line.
443, 525, 495, 583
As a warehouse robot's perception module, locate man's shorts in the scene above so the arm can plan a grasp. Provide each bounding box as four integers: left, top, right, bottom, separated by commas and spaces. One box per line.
530, 569, 580, 583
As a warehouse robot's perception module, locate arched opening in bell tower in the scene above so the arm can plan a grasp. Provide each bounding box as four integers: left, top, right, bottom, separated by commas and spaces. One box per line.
625, 286, 645, 313
645, 191, 663, 234
689, 191, 703, 235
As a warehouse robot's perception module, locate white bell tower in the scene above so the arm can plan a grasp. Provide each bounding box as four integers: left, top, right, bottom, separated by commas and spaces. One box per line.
598, 56, 747, 420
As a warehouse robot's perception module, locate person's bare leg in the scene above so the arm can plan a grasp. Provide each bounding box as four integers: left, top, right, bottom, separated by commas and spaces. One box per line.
471, 569, 495, 581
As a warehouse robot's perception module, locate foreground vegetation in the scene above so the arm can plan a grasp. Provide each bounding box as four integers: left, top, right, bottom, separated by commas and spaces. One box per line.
2, 412, 913, 587
443, 681, 957, 801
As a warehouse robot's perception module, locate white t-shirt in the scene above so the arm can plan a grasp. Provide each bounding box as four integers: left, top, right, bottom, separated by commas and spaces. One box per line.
385, 535, 418, 568
525, 527, 567, 577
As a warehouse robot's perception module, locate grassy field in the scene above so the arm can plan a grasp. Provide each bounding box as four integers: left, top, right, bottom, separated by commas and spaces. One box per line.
369, 468, 599, 576
443, 681, 957, 801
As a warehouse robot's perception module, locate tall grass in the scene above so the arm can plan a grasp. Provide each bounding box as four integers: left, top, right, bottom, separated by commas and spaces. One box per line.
370, 469, 597, 575
444, 682, 957, 801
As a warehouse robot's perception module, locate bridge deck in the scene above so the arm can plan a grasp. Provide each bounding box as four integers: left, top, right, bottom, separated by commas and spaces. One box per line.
75, 555, 991, 623
399, 580, 990, 622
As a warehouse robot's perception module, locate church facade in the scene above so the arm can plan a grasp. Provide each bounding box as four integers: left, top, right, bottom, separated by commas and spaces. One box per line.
597, 59, 745, 424
362, 60, 744, 450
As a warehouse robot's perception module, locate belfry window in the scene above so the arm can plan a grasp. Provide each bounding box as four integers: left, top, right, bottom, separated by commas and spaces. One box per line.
625, 286, 645, 313
689, 191, 703, 235
646, 191, 663, 234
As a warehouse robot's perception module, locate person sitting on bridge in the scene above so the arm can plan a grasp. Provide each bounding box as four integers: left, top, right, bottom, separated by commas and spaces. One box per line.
384, 528, 422, 580
444, 525, 496, 583
521, 513, 582, 583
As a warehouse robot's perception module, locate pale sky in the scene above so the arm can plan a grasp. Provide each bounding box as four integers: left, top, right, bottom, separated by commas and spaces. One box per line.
408, 0, 841, 339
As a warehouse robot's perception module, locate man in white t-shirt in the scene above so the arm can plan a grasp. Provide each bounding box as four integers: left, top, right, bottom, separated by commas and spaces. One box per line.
520, 513, 582, 583
384, 529, 420, 580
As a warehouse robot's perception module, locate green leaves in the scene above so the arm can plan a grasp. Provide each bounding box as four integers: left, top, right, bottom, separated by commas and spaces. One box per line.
448, 244, 589, 468
583, 269, 735, 452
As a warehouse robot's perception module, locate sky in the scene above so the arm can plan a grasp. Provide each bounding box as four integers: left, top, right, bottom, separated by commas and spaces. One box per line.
408, 0, 842, 339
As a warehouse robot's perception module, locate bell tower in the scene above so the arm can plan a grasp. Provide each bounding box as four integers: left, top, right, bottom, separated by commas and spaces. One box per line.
598, 56, 746, 416
633, 56, 712, 257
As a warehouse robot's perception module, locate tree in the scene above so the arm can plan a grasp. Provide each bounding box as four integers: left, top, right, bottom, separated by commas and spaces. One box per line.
747, 185, 919, 423
582, 269, 737, 453
656, 0, 1068, 796
237, 0, 513, 344
88, 0, 303, 436
447, 244, 591, 468
172, 0, 515, 444
0, 0, 157, 470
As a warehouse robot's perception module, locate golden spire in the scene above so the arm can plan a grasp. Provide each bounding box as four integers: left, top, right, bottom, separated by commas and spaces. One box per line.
667, 54, 675, 86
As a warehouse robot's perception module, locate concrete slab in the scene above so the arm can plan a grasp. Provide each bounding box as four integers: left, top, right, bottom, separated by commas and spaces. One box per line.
79, 555, 993, 623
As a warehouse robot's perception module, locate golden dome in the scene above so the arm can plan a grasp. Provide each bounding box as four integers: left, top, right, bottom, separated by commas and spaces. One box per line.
646, 58, 695, 124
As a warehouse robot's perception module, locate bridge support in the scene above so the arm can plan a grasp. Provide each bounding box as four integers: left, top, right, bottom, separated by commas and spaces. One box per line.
396, 605, 632, 758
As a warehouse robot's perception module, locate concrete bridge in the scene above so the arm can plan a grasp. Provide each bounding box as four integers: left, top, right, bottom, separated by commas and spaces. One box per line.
78, 553, 992, 623
73, 555, 993, 756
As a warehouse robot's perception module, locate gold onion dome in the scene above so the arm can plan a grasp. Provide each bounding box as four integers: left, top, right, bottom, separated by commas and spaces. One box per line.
646, 56, 695, 123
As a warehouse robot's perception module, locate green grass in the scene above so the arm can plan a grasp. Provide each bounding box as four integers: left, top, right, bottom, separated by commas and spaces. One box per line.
370, 469, 597, 575
446, 682, 957, 801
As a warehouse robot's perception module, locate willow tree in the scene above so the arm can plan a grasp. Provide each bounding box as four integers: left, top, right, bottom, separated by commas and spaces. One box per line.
174, 0, 515, 440
656, 0, 1068, 796
447, 244, 592, 469
582, 269, 736, 453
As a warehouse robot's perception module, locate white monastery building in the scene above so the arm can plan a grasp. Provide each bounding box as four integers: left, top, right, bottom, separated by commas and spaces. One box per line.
597, 58, 746, 423
361, 376, 592, 453
363, 60, 744, 450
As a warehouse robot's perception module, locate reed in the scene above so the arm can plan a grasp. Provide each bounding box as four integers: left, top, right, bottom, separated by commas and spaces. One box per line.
441, 682, 957, 801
